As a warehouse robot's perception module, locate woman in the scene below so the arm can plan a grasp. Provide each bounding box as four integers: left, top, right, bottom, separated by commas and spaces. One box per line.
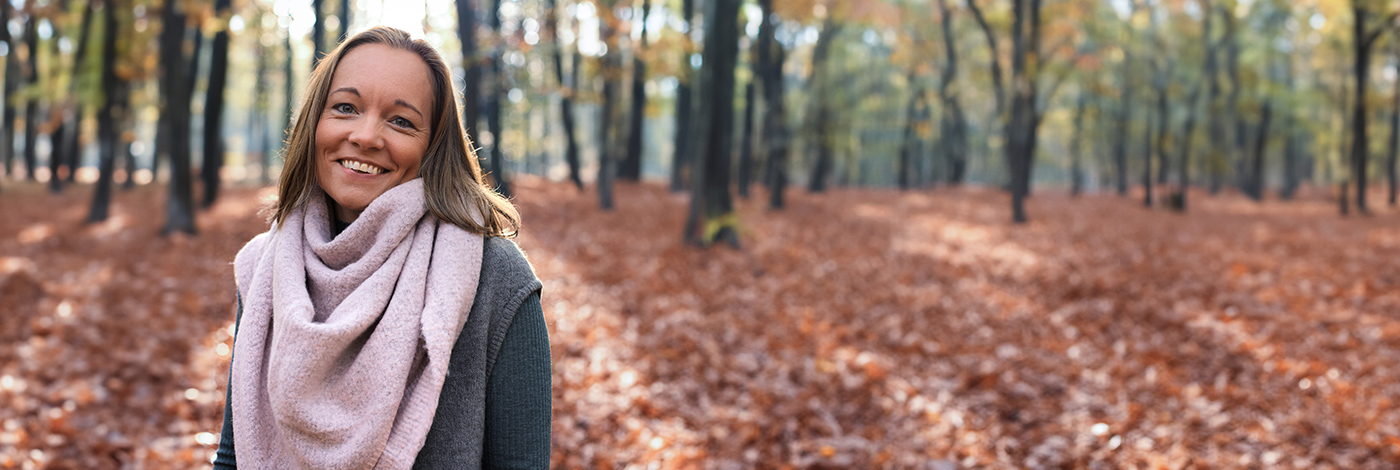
214, 26, 550, 469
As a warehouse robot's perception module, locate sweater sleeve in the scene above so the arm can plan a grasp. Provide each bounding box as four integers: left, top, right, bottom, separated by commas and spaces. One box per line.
482, 291, 552, 470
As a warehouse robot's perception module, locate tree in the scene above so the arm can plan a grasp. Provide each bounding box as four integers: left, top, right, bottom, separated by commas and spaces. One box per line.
684, 0, 740, 246
805, 18, 841, 193
312, 0, 326, 68
547, 0, 583, 190
57, 0, 96, 190
597, 4, 623, 209
1004, 0, 1046, 223
1347, 0, 1393, 214
201, 0, 232, 208
0, 0, 12, 180
621, 0, 651, 181
756, 0, 788, 209
160, 0, 196, 235
20, 2, 38, 181
670, 0, 696, 192
455, 0, 481, 144
935, 0, 968, 185
87, 0, 129, 223
485, 0, 512, 197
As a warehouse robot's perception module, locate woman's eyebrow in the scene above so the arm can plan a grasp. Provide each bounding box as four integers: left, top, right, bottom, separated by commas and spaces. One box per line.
395, 99, 424, 119
330, 87, 360, 96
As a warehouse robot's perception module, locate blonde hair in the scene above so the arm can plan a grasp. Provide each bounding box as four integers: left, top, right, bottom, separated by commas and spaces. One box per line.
272, 26, 520, 237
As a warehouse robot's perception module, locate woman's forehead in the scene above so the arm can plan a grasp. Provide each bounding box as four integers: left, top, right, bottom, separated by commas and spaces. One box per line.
329, 44, 435, 108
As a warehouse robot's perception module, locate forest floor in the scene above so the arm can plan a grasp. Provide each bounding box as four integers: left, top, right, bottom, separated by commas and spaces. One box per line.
2, 177, 1400, 469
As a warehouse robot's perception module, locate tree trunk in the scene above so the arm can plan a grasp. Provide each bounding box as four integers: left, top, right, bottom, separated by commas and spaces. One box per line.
312, 0, 326, 68
21, 10, 38, 181
339, 0, 351, 41
547, 0, 582, 189
936, 0, 967, 185
1154, 68, 1170, 186
684, 0, 740, 246
201, 0, 231, 208
1142, 111, 1153, 207
597, 13, 621, 210
1249, 100, 1272, 201
486, 0, 511, 197
669, 0, 695, 192
87, 0, 125, 223
1223, 9, 1245, 190
897, 82, 920, 190
1007, 0, 1042, 224
1070, 92, 1087, 196
756, 0, 787, 209
1113, 54, 1132, 196
456, 0, 481, 143
1352, 3, 1377, 214
0, 0, 12, 180
161, 0, 196, 234
805, 19, 840, 193
736, 81, 757, 196
251, 35, 270, 183
60, 0, 95, 187
1389, 43, 1400, 205
621, 0, 650, 181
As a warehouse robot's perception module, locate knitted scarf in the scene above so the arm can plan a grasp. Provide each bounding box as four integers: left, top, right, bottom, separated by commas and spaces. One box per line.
231, 179, 483, 469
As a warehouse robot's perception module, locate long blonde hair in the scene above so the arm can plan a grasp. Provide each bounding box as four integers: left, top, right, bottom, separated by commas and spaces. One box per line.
272, 26, 520, 237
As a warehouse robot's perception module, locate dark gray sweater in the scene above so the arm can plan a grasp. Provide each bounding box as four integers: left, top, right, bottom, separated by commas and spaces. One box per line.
214, 237, 550, 469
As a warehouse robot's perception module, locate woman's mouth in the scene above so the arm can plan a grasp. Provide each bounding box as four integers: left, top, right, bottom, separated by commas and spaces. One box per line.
339, 159, 386, 175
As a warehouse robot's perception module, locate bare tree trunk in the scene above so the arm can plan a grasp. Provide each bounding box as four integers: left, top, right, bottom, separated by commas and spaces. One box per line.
1007, 0, 1042, 223
201, 0, 232, 207
456, 0, 481, 143
936, 0, 967, 185
669, 0, 695, 192
0, 0, 13, 180
312, 0, 326, 68
805, 19, 840, 193
1249, 101, 1272, 200
1351, 3, 1379, 214
547, 0, 582, 189
756, 0, 787, 209
597, 13, 621, 210
1114, 54, 1132, 196
87, 0, 125, 223
1070, 91, 1088, 196
621, 0, 651, 181
897, 81, 921, 190
684, 0, 740, 246
1142, 111, 1153, 207
161, 0, 196, 234
56, 0, 95, 191
486, 0, 511, 197
737, 81, 756, 196
1389, 44, 1400, 206
21, 9, 38, 181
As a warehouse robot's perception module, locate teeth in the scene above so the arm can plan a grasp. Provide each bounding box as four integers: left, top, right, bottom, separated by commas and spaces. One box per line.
339, 160, 385, 174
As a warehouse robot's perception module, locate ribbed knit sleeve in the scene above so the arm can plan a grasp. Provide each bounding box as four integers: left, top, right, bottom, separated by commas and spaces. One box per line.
482, 291, 552, 469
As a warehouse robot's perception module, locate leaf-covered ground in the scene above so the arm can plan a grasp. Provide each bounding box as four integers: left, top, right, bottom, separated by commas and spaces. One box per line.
2, 177, 1399, 469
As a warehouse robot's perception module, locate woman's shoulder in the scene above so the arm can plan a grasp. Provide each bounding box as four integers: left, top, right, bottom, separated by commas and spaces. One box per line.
481, 236, 538, 284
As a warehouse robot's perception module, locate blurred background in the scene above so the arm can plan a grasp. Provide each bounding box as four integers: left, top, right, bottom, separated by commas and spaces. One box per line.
4, 0, 1400, 468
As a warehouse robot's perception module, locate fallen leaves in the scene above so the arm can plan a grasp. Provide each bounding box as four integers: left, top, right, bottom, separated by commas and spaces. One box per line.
3, 178, 1400, 469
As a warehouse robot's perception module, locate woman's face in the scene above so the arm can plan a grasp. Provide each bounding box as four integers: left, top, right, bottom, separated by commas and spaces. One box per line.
315, 44, 433, 222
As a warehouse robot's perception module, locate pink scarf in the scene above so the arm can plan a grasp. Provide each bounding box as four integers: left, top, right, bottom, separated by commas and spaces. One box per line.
231, 179, 483, 469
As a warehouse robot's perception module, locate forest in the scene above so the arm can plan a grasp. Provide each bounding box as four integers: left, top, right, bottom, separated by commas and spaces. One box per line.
3, 0, 1400, 468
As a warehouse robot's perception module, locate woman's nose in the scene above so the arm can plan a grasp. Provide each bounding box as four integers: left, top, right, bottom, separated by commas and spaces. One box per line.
346, 117, 384, 150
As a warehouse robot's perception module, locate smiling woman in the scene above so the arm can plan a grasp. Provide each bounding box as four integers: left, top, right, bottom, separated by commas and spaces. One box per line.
213, 26, 550, 470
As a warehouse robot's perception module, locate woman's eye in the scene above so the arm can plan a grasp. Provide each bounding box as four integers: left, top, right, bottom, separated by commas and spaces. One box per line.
391, 117, 415, 129
332, 103, 355, 114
